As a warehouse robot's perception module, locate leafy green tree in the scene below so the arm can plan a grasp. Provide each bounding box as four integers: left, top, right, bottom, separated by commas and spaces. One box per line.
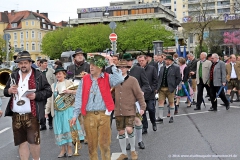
194, 43, 208, 58
41, 27, 72, 59
63, 24, 111, 53
0, 35, 6, 63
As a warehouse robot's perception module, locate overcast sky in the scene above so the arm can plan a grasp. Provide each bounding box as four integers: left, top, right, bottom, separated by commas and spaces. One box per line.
0, 0, 125, 22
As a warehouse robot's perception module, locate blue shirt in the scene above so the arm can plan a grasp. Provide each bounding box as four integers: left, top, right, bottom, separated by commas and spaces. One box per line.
73, 65, 124, 118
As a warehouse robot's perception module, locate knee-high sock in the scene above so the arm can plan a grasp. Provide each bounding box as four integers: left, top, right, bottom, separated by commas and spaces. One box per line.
128, 131, 135, 151
170, 107, 175, 118
118, 134, 127, 155
135, 125, 142, 143
158, 106, 164, 119
194, 92, 197, 101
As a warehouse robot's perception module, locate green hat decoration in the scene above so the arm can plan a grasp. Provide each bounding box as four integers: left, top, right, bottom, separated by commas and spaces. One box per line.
88, 55, 108, 68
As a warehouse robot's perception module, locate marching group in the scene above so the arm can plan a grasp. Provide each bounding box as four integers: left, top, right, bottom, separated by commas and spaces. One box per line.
0, 48, 237, 160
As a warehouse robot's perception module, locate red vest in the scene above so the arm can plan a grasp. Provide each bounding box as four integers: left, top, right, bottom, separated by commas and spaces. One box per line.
81, 73, 114, 115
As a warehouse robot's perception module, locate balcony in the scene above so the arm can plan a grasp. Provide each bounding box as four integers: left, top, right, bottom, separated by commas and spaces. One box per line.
70, 13, 178, 25
217, 5, 230, 9
161, 2, 171, 7
187, 0, 200, 4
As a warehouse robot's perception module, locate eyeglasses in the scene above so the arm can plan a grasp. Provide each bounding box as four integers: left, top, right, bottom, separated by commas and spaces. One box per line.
117, 66, 127, 69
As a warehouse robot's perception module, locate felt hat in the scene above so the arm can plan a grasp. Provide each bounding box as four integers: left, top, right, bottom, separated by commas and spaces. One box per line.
146, 53, 154, 58
15, 51, 35, 63
116, 59, 131, 68
122, 53, 134, 61
54, 66, 67, 74
165, 55, 174, 61
72, 48, 86, 58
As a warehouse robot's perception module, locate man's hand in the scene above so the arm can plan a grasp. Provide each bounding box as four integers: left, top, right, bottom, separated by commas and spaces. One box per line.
8, 85, 18, 94
190, 71, 195, 75
45, 114, 48, 118
140, 110, 144, 116
26, 93, 36, 100
70, 117, 77, 126
222, 83, 226, 86
104, 55, 114, 66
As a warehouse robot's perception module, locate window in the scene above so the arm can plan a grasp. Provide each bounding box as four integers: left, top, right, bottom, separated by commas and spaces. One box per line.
20, 32, 24, 39
183, 5, 185, 8
21, 43, 24, 49
32, 21, 35, 26
26, 31, 29, 39
48, 25, 51, 29
43, 24, 46, 28
174, 8, 176, 11
32, 31, 35, 38
14, 33, 17, 40
53, 26, 56, 30
42, 19, 45, 22
32, 43, 35, 51
11, 23, 17, 28
39, 32, 42, 39
26, 21, 28, 26
40, 44, 42, 51
26, 43, 29, 50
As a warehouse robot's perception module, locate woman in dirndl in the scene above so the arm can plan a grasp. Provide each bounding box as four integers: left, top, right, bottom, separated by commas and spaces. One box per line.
175, 57, 192, 112
45, 66, 84, 158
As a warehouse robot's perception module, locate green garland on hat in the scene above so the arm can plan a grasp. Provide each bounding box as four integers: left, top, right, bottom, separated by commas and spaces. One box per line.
88, 55, 108, 68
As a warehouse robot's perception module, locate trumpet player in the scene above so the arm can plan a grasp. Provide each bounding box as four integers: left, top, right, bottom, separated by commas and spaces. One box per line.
4, 51, 52, 160
45, 66, 84, 158
71, 55, 124, 160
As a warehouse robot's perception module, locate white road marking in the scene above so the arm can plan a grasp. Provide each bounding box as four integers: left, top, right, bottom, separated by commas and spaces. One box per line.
0, 127, 11, 134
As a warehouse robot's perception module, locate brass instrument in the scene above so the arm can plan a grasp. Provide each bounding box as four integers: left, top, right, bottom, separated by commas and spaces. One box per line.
0, 69, 12, 90
69, 120, 82, 156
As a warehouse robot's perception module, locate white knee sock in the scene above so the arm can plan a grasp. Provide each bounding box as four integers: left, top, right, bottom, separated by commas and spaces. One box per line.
194, 92, 197, 101
135, 125, 142, 143
118, 134, 127, 155
170, 107, 175, 118
128, 132, 135, 151
158, 106, 164, 118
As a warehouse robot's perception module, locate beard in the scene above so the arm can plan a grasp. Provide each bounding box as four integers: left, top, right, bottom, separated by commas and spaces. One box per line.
20, 67, 29, 73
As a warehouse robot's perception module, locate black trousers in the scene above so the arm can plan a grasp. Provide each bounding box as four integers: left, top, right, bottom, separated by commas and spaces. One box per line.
40, 113, 53, 127
196, 78, 210, 108
209, 81, 229, 110
142, 99, 156, 129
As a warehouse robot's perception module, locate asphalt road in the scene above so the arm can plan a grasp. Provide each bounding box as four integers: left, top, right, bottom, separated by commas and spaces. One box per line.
1, 93, 240, 160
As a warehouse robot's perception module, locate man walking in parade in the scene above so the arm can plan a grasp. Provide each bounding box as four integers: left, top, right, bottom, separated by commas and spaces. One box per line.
70, 55, 124, 160
187, 53, 198, 105
209, 53, 230, 111
114, 60, 146, 160
226, 54, 240, 102
123, 53, 151, 150
194, 52, 212, 110
156, 55, 181, 123
38, 59, 56, 130
138, 55, 158, 133
4, 51, 52, 160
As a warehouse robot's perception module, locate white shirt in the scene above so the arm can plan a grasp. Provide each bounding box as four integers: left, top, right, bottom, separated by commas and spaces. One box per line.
12, 70, 32, 114
231, 63, 237, 79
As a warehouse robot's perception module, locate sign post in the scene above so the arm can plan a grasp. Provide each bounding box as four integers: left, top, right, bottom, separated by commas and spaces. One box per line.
3, 33, 11, 65
109, 22, 117, 55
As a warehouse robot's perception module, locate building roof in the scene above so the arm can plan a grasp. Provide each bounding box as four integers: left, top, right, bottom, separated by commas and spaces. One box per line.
0, 10, 56, 30
52, 21, 68, 27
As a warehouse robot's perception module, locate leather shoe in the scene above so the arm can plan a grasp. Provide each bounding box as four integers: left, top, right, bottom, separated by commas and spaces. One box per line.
194, 107, 201, 110
40, 126, 47, 131
156, 117, 163, 124
126, 143, 131, 150
138, 141, 145, 149
142, 129, 147, 134
152, 124, 157, 131
191, 101, 197, 105
49, 125, 53, 129
169, 117, 174, 123
58, 153, 66, 158
205, 95, 210, 98
226, 104, 230, 110
208, 108, 217, 111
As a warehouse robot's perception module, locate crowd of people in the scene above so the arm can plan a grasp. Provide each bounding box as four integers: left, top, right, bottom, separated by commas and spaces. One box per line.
0, 49, 237, 160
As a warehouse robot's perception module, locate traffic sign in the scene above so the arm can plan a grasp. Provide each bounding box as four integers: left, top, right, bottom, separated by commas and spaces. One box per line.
109, 33, 117, 42
109, 21, 117, 30
3, 33, 11, 41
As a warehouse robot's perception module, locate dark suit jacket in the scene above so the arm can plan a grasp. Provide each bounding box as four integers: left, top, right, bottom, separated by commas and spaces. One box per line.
128, 65, 152, 98
66, 62, 90, 79
187, 58, 198, 79
142, 64, 158, 100
157, 64, 181, 93
148, 61, 158, 72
